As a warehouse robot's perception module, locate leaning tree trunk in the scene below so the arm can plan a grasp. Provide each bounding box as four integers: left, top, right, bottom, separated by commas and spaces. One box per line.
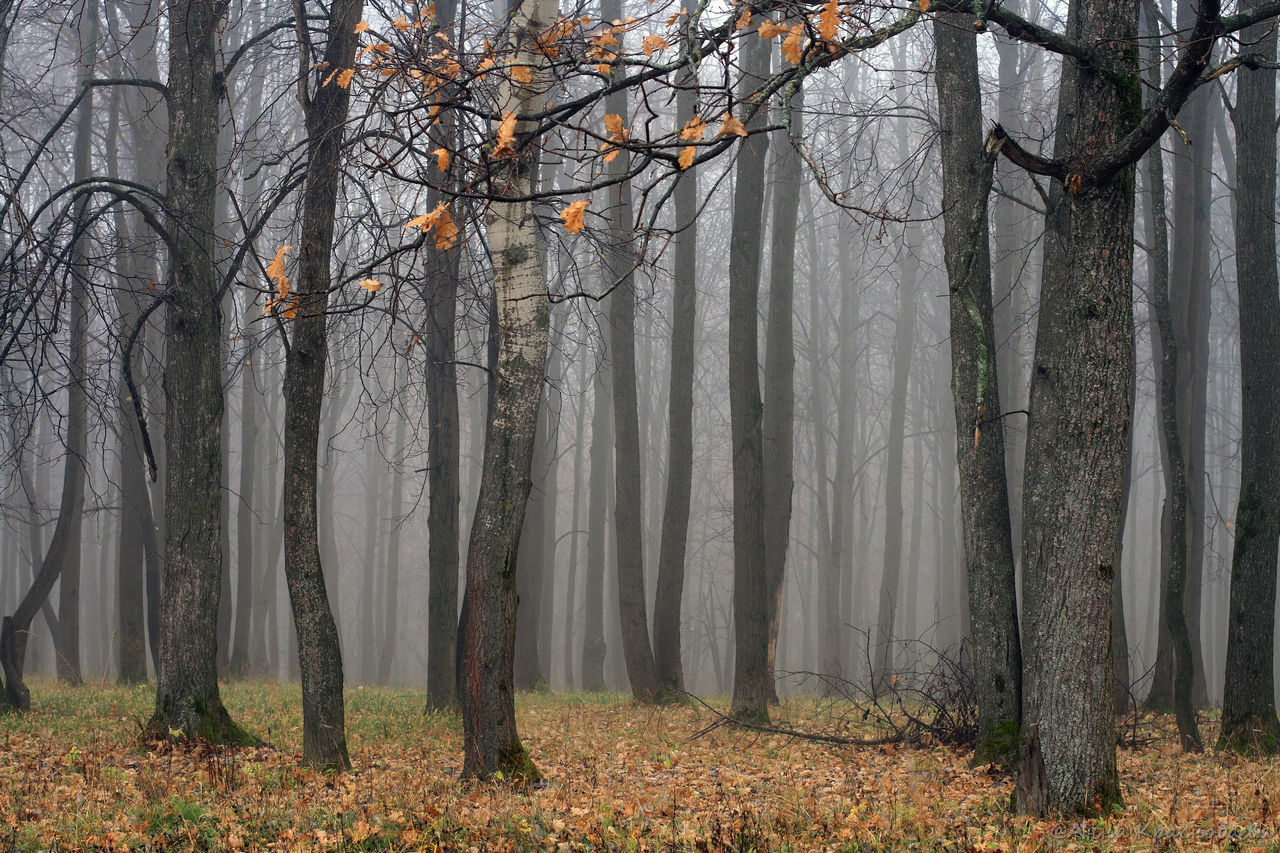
145, 0, 248, 743
1219, 0, 1280, 754
934, 12, 1022, 763
459, 0, 558, 780
728, 21, 772, 725
277, 0, 365, 770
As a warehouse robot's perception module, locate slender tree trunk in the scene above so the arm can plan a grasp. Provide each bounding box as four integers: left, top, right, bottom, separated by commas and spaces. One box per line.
459, 0, 557, 779
1219, 2, 1280, 752
277, 0, 366, 769
423, 0, 461, 707
652, 65, 698, 693
598, 9, 662, 703
562, 355, 588, 689
934, 12, 1022, 762
53, 0, 99, 689
378, 396, 406, 685
582, 332, 612, 691
228, 321, 259, 678
728, 21, 772, 724
762, 85, 800, 705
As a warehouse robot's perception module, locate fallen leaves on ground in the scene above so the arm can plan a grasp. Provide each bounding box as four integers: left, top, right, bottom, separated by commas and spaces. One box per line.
1, 679, 1277, 851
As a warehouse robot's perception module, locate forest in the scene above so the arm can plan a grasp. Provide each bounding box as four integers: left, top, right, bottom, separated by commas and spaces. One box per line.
1, 0, 1280, 845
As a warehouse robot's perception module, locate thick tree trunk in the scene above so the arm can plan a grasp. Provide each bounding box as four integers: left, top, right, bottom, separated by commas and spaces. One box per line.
1014, 0, 1138, 811
459, 0, 557, 779
562, 355, 588, 689
652, 66, 698, 694
278, 0, 366, 769
762, 86, 799, 704
934, 13, 1022, 763
1219, 2, 1280, 753
145, 0, 246, 743
728, 23, 772, 724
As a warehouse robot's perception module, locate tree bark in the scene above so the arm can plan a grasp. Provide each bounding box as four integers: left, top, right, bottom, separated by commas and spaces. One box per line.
762, 85, 800, 704
934, 12, 1023, 763
277, 0, 367, 769
145, 0, 246, 743
652, 63, 698, 694
1219, 1, 1280, 753
1014, 0, 1138, 811
423, 0, 461, 708
582, 337, 612, 691
728, 21, 772, 724
459, 0, 557, 779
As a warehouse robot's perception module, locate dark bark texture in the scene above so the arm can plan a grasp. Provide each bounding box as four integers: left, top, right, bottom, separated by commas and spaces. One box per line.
934, 13, 1023, 763
1220, 0, 1280, 754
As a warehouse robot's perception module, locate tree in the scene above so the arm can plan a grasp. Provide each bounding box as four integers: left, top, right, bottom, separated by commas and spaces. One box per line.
145, 0, 248, 743
458, 0, 558, 780
727, 19, 773, 725
652, 58, 698, 694
933, 9, 1022, 762
1219, 0, 1280, 754
277, 0, 367, 769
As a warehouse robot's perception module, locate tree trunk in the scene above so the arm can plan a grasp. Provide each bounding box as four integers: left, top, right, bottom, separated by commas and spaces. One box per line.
728, 22, 772, 724
581, 342, 612, 691
228, 320, 259, 678
1219, 1, 1280, 753
1014, 0, 1138, 811
145, 0, 246, 743
459, 0, 557, 779
652, 63, 698, 694
378, 394, 406, 685
278, 0, 366, 769
762, 85, 800, 705
423, 0, 461, 707
934, 12, 1022, 763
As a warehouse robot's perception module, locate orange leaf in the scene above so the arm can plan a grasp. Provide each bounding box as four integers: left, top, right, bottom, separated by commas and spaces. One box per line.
819, 0, 839, 40
680, 115, 707, 141
405, 201, 460, 250
354, 20, 370, 33
432, 207, 459, 250
641, 34, 669, 56
604, 113, 627, 141
336, 68, 355, 88
492, 111, 517, 158
432, 147, 450, 172
735, 7, 751, 29
359, 278, 384, 293
919, 0, 931, 10
716, 114, 748, 138
560, 199, 589, 233
509, 63, 532, 84
781, 23, 805, 63
266, 245, 292, 299
678, 146, 696, 169
758, 19, 788, 39
393, 16, 409, 30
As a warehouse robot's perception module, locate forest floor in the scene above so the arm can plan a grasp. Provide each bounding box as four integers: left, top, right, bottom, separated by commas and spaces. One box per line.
1, 679, 1278, 852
